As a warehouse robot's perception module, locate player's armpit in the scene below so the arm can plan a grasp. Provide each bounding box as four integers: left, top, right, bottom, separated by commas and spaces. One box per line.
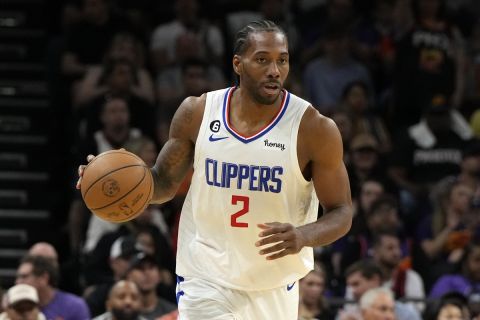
150, 95, 204, 204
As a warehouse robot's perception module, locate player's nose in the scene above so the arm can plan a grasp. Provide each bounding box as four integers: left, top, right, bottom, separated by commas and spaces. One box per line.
266, 61, 280, 78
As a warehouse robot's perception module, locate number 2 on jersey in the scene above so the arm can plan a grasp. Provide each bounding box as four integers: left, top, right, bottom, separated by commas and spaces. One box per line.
231, 195, 249, 228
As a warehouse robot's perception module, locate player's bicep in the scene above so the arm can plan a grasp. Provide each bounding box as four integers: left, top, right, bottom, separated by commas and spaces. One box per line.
312, 161, 351, 212
151, 97, 201, 203
309, 115, 352, 211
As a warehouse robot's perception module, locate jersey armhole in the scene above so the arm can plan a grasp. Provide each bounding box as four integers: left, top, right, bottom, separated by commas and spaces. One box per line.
290, 105, 311, 186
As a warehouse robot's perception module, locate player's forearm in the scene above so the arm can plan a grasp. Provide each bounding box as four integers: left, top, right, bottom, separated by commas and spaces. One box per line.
149, 167, 180, 204
149, 139, 194, 204
297, 205, 352, 248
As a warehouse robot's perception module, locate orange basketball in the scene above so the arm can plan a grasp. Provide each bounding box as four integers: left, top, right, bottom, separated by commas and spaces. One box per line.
80, 149, 154, 223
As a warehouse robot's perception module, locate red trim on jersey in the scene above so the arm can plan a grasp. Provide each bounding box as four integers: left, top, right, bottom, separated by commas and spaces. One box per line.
225, 87, 288, 139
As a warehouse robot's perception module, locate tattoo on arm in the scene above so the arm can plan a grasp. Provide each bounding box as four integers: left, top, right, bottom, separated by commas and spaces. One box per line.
151, 139, 194, 203
150, 98, 197, 203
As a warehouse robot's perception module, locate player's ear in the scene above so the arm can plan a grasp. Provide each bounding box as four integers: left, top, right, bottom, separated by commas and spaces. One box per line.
233, 55, 241, 76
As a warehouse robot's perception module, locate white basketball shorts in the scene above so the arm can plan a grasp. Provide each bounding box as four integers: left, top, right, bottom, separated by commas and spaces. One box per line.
176, 275, 299, 320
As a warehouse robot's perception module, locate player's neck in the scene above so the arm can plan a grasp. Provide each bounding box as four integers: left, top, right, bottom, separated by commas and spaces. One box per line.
233, 87, 283, 120
229, 87, 284, 136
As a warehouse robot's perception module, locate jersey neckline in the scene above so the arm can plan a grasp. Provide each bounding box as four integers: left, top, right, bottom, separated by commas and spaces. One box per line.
222, 86, 290, 144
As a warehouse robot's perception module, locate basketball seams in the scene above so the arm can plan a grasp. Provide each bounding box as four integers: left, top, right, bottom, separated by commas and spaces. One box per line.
82, 164, 147, 199
82, 150, 146, 196
110, 167, 153, 223
81, 149, 153, 223
84, 150, 143, 170
90, 166, 147, 210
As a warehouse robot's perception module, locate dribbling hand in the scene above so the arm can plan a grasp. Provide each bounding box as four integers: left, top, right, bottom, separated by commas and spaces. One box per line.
75, 154, 96, 189
255, 222, 306, 260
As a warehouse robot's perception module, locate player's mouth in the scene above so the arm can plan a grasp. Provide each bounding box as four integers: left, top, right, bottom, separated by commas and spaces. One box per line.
262, 83, 280, 95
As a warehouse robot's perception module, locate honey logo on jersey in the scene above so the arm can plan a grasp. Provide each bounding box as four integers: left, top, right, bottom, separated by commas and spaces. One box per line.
263, 139, 286, 151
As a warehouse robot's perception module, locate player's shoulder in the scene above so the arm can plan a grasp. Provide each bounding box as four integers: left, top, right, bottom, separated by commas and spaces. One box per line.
300, 105, 339, 138
298, 105, 343, 162
173, 94, 207, 134
173, 88, 228, 141
180, 87, 231, 114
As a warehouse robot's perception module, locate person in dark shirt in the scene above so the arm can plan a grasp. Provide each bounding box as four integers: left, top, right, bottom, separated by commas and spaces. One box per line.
388, 96, 473, 223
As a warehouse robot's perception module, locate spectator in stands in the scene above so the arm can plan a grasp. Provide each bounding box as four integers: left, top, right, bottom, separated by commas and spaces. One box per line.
347, 134, 389, 199
74, 32, 155, 107
303, 23, 372, 115
155, 58, 224, 139
0, 284, 46, 320
124, 136, 158, 167
352, 179, 386, 235
372, 231, 425, 312
298, 263, 334, 320
337, 260, 420, 320
27, 242, 82, 296
359, 287, 396, 320
15, 255, 90, 320
393, 0, 466, 129
28, 243, 58, 266
93, 280, 146, 320
415, 177, 477, 290
334, 195, 409, 294
79, 95, 142, 158
388, 96, 473, 222
457, 140, 480, 205
424, 292, 470, 320
149, 0, 225, 73
340, 81, 391, 154
84, 236, 142, 317
130, 222, 175, 285
84, 217, 175, 288
77, 58, 156, 139
434, 302, 465, 320
125, 253, 177, 319
332, 179, 385, 279
429, 240, 480, 298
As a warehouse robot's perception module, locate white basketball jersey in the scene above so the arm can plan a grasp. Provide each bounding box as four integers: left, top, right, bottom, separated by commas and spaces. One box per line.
176, 87, 319, 291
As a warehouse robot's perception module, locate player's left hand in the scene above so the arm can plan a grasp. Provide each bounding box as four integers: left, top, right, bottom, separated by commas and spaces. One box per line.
255, 222, 306, 260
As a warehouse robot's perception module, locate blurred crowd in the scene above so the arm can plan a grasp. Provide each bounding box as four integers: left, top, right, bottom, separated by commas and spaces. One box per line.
3, 0, 480, 319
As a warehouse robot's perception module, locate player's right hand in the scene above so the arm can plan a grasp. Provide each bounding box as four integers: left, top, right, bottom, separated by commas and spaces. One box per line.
76, 154, 95, 189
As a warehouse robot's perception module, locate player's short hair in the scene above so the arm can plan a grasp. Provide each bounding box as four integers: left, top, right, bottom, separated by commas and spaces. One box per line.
233, 20, 286, 55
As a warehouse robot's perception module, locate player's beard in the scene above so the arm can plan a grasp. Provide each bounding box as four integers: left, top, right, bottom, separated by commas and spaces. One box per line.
111, 307, 140, 320
241, 72, 282, 105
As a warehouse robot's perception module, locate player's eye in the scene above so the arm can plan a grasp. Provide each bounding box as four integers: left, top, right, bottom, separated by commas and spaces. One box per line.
256, 57, 267, 63
279, 58, 288, 64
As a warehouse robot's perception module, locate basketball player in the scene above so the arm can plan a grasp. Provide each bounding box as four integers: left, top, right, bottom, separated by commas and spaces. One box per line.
78, 20, 353, 319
